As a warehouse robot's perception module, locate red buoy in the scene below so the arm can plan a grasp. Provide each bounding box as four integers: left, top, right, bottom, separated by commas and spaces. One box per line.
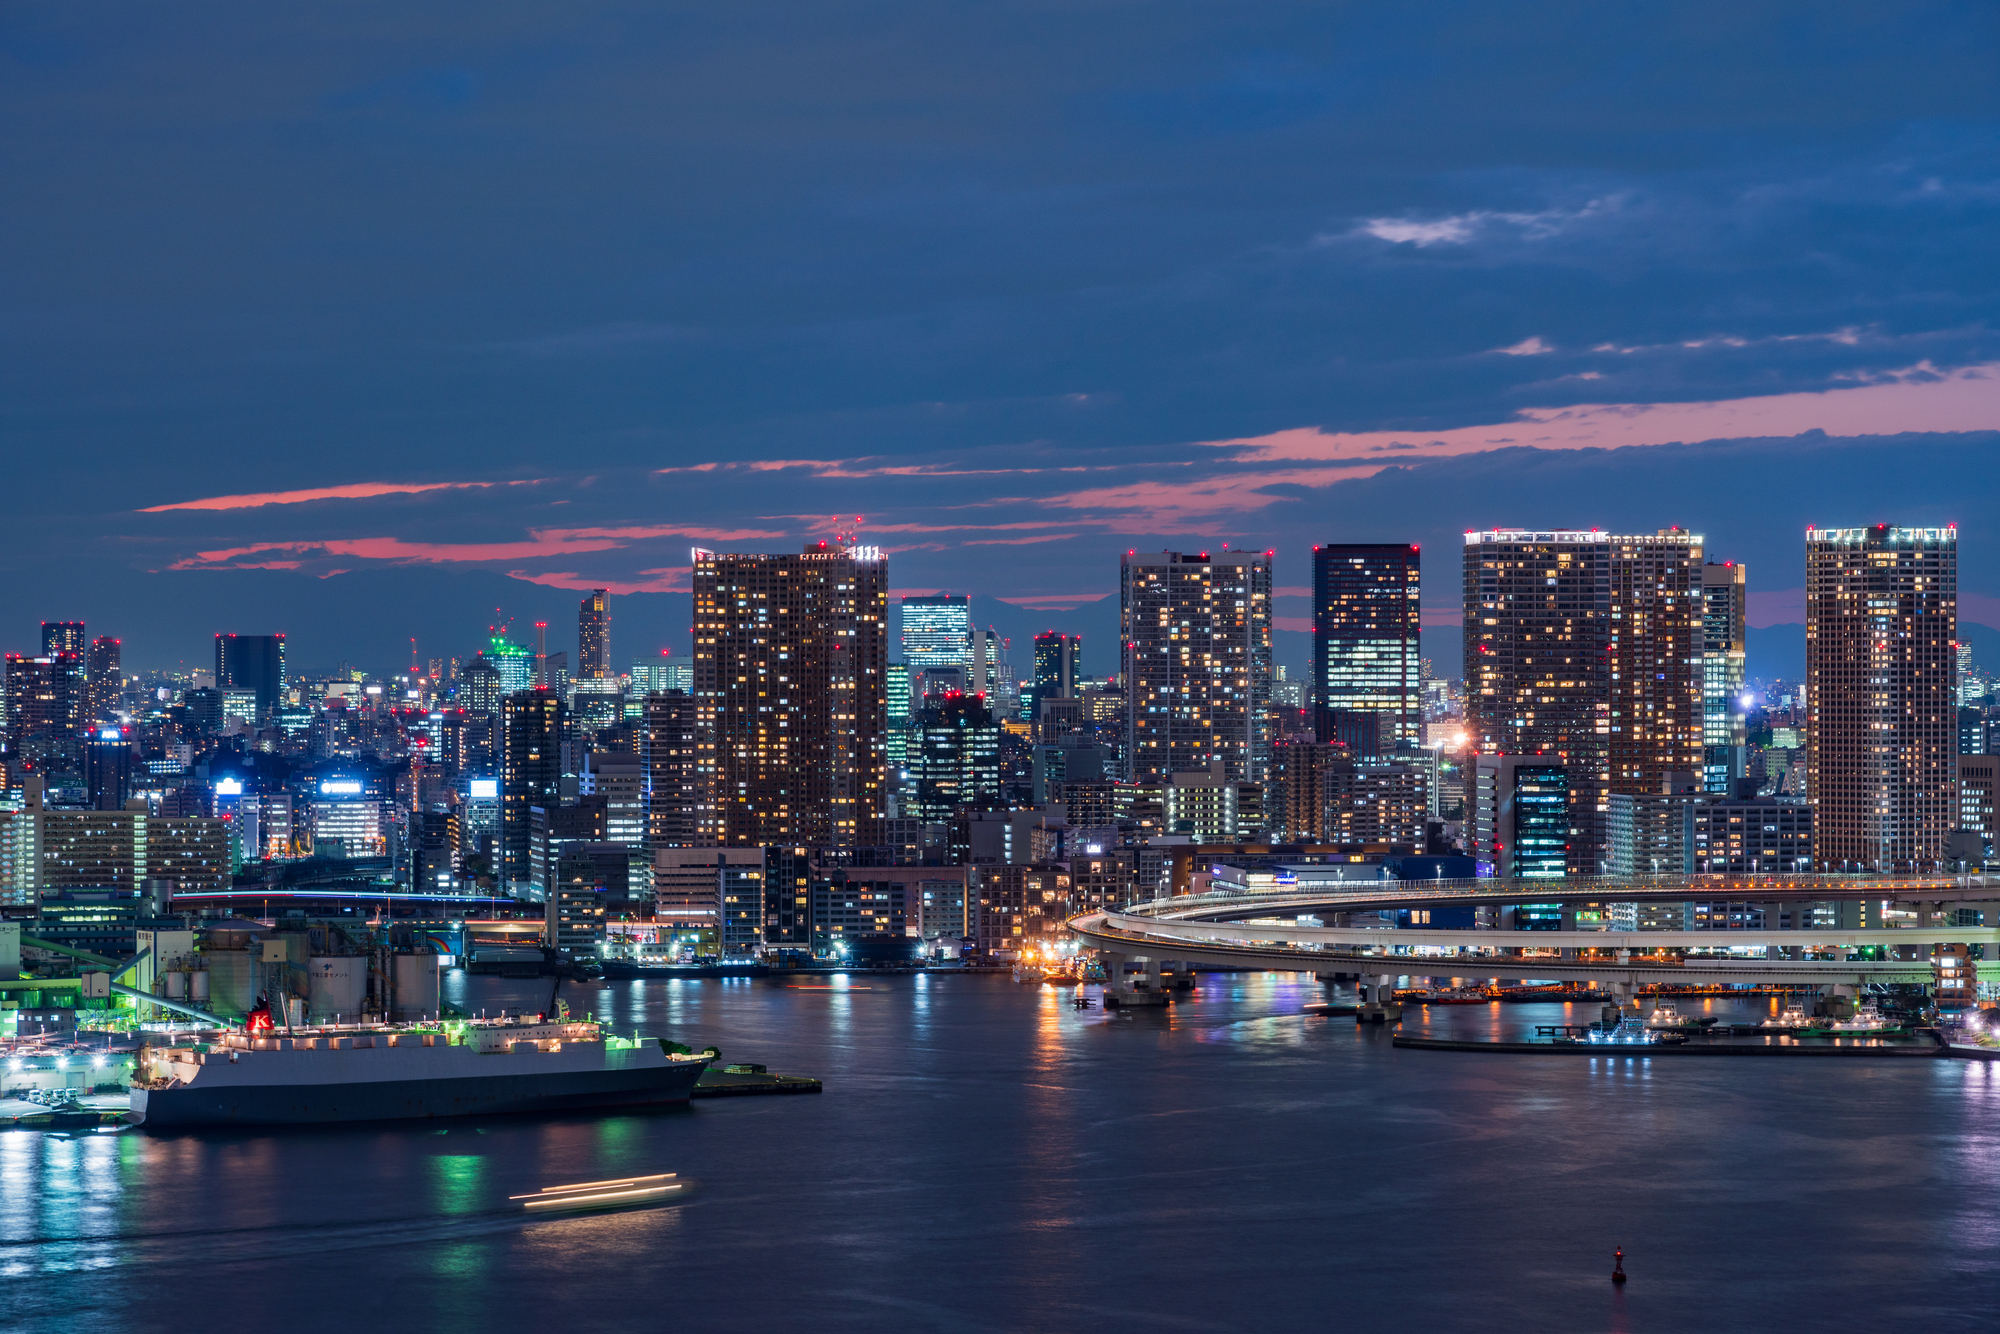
1612, 1247, 1628, 1284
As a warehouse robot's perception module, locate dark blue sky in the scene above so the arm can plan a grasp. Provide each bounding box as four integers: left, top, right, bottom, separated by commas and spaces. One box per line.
3, 2, 1997, 681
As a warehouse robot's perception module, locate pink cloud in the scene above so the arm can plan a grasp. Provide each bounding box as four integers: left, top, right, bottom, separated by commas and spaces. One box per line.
1273, 586, 1312, 598
1213, 362, 2000, 466
1421, 606, 1463, 627
1022, 364, 2000, 529
962, 534, 1078, 546
1041, 465, 1383, 526
1272, 615, 1313, 633
168, 523, 787, 572
140, 480, 515, 512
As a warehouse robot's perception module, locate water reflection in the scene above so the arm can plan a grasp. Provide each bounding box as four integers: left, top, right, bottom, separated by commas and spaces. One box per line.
3, 969, 1994, 1333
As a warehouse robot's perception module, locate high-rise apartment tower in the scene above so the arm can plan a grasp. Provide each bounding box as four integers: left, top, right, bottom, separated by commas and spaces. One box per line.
86, 637, 121, 726
1806, 525, 1958, 869
40, 622, 86, 658
1463, 529, 1703, 875
578, 589, 611, 680
1122, 549, 1274, 783
693, 541, 889, 849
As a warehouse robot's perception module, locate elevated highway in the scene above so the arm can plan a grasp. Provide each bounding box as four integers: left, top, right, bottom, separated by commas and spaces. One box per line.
1143, 872, 2000, 921
1068, 913, 1953, 986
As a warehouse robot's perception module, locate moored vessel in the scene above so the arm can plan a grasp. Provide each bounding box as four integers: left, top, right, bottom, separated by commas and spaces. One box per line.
1828, 1001, 1900, 1034
1760, 1003, 1813, 1030
129, 1016, 709, 1127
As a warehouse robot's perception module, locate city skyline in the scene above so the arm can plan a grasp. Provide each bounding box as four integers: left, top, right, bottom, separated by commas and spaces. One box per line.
5, 11, 1999, 1332
3, 8, 1999, 679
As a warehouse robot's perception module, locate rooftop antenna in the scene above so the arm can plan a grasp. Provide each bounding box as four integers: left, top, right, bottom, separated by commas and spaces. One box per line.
535, 622, 548, 687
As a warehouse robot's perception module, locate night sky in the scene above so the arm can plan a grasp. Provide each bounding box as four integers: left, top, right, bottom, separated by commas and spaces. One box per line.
4, 3, 1997, 682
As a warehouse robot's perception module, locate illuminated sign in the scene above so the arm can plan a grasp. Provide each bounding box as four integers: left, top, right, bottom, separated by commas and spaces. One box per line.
320, 780, 364, 796
468, 779, 499, 800
214, 777, 244, 796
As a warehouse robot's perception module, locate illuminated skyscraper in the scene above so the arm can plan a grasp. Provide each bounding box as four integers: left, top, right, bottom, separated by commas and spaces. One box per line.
885, 662, 911, 779
460, 657, 504, 715
215, 633, 286, 722
1806, 525, 1958, 870
40, 622, 86, 657
1311, 543, 1420, 752
1033, 632, 1080, 701
908, 692, 1003, 823
1464, 529, 1702, 874
5, 655, 80, 747
501, 689, 566, 894
1121, 549, 1274, 782
901, 595, 971, 670
1606, 529, 1703, 798
86, 636, 121, 725
1701, 562, 1748, 792
578, 589, 611, 679
642, 688, 712, 850
694, 541, 889, 849
487, 638, 533, 694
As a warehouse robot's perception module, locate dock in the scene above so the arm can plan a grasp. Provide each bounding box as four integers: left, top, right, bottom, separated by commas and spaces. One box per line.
1393, 1035, 1946, 1057
0, 1094, 131, 1128
692, 1064, 823, 1097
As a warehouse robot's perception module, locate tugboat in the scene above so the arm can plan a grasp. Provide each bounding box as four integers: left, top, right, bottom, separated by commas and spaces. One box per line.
1760, 1003, 1813, 1030
1645, 1003, 1718, 1032
1829, 1001, 1901, 1034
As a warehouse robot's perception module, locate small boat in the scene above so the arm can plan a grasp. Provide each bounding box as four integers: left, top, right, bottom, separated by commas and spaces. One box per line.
1829, 1002, 1898, 1033
1415, 987, 1493, 1006
512, 1173, 685, 1213
1760, 1003, 1813, 1030
1574, 1013, 1676, 1046
1645, 1004, 1716, 1031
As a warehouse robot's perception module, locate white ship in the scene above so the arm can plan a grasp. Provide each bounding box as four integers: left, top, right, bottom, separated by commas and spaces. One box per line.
1760, 1003, 1813, 1030
1828, 1001, 1897, 1033
130, 1017, 709, 1127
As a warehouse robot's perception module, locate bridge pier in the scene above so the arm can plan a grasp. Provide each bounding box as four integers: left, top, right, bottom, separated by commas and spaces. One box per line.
1359, 972, 1403, 1025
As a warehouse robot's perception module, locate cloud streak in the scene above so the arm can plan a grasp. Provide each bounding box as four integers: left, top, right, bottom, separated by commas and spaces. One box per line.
1213, 363, 2000, 466
140, 481, 506, 512
168, 524, 787, 572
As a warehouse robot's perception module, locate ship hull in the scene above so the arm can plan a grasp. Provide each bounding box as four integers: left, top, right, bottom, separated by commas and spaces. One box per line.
132, 1059, 708, 1128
